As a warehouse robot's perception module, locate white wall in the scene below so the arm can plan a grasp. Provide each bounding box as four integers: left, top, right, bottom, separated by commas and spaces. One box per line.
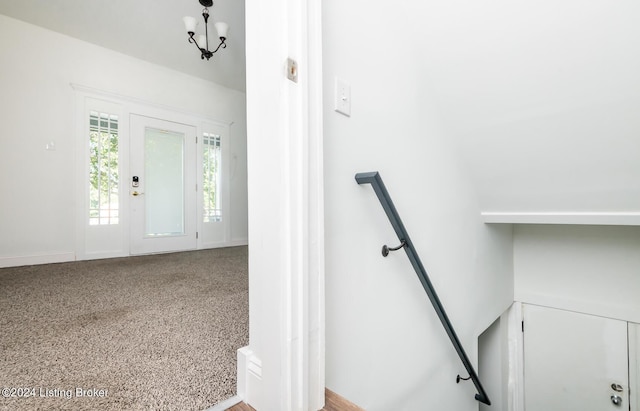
322, 2, 514, 409
0, 14, 247, 265
418, 1, 640, 214
514, 224, 640, 323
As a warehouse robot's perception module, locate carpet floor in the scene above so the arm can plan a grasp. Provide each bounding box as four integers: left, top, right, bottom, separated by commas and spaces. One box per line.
0, 247, 248, 411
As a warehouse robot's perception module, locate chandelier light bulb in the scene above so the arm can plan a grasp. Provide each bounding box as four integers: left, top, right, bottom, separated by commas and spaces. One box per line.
182, 16, 198, 34
197, 34, 207, 49
214, 22, 229, 39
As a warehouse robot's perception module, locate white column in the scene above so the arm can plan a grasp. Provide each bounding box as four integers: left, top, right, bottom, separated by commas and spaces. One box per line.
241, 0, 324, 409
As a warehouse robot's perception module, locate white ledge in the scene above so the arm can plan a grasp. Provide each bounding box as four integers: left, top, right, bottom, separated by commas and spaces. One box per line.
481, 212, 640, 226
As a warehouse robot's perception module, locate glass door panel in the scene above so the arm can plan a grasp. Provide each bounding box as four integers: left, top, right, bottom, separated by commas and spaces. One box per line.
144, 128, 185, 237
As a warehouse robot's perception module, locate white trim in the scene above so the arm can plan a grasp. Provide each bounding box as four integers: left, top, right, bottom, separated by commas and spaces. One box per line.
0, 252, 76, 268
482, 211, 640, 226
205, 396, 243, 411
200, 239, 249, 249
70, 83, 234, 127
515, 291, 640, 325
305, 0, 325, 405
507, 302, 524, 411
243, 0, 324, 408
237, 347, 262, 406
630, 323, 639, 411
248, 355, 263, 379
237, 346, 251, 400
80, 251, 128, 261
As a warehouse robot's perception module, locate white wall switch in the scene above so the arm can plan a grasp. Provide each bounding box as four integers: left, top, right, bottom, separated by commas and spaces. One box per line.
334, 77, 351, 117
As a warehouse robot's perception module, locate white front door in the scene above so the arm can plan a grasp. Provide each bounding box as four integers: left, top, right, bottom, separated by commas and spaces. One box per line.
523, 304, 628, 411
129, 114, 197, 255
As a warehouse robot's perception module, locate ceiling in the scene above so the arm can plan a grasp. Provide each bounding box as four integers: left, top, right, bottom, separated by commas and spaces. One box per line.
0, 0, 246, 92
2, 1, 637, 214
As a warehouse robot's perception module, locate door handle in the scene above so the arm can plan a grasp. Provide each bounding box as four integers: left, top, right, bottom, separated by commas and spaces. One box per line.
132, 191, 145, 197
611, 394, 622, 406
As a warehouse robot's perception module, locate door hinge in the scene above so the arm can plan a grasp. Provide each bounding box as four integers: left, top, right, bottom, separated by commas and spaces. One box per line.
196, 232, 199, 239
522, 320, 524, 333
196, 136, 198, 144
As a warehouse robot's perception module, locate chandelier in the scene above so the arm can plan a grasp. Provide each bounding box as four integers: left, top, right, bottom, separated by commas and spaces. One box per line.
182, 0, 229, 60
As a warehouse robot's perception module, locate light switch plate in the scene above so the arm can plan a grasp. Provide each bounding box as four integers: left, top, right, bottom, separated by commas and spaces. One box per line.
334, 77, 351, 116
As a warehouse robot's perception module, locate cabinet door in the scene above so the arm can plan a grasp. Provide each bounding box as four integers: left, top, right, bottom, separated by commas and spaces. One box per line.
523, 305, 628, 411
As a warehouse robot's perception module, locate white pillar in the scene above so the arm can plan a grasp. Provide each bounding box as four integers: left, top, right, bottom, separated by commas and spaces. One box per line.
240, 0, 324, 409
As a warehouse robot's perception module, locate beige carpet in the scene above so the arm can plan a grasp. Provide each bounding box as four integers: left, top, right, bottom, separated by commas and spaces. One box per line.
0, 247, 248, 411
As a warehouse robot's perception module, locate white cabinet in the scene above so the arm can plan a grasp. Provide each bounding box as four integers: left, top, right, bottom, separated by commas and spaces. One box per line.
523, 304, 631, 411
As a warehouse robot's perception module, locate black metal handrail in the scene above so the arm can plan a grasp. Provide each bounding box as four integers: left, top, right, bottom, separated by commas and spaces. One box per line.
355, 171, 491, 406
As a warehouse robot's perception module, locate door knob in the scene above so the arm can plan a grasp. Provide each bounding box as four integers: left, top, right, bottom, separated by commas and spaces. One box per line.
611, 394, 622, 406
132, 191, 144, 196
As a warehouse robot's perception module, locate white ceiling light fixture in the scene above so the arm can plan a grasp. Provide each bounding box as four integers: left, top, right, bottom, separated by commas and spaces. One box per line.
183, 0, 229, 60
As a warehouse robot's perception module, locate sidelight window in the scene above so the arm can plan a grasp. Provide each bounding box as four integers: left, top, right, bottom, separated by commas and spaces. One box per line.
89, 111, 119, 225
203, 132, 222, 222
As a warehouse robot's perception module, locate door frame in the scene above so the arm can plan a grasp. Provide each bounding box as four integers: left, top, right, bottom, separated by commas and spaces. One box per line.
630, 323, 640, 411
73, 84, 235, 260
507, 302, 525, 411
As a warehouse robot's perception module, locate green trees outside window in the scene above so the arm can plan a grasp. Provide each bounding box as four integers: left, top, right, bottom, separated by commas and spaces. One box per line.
89, 111, 119, 225
203, 132, 222, 222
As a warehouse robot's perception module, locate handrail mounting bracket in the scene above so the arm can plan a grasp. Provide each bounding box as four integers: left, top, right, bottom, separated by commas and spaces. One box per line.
382, 240, 406, 257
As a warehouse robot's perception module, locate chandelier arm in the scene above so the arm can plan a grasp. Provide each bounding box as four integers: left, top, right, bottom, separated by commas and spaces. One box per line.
209, 38, 227, 54
189, 31, 211, 60
188, 32, 200, 49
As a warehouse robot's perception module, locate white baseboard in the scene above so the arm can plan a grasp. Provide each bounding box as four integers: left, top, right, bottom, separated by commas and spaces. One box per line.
199, 239, 248, 250
0, 252, 75, 268
77, 251, 128, 262
237, 346, 261, 408
0, 244, 248, 269
237, 346, 250, 400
